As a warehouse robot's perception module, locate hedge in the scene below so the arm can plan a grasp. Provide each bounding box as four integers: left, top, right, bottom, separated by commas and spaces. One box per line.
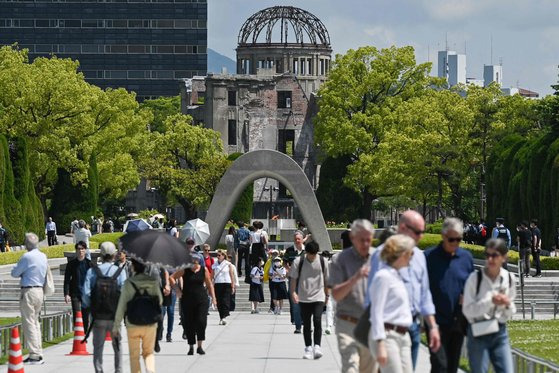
90, 232, 123, 245
418, 234, 559, 270
0, 244, 74, 265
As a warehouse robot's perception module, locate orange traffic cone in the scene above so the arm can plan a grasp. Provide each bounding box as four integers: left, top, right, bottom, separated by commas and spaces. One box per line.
8, 327, 24, 373
66, 311, 90, 356
105, 331, 112, 341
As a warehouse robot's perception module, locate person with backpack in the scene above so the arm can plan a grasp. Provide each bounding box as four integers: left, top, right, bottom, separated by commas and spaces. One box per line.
113, 259, 163, 373
236, 222, 251, 277
289, 241, 329, 360
491, 218, 511, 248
516, 222, 532, 277
82, 242, 127, 373
463, 238, 516, 373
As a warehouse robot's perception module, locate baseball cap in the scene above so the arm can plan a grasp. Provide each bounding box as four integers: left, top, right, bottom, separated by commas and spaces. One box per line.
100, 241, 117, 256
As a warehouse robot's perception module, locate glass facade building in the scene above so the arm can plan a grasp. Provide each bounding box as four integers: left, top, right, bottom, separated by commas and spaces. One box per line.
0, 0, 207, 99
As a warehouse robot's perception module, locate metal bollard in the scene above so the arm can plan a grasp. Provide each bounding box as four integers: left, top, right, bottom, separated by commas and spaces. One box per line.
530, 301, 536, 320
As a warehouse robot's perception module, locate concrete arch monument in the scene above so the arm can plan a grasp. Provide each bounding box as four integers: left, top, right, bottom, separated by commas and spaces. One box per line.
205, 149, 331, 252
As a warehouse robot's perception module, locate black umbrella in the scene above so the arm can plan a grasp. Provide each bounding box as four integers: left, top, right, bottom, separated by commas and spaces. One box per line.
119, 230, 193, 269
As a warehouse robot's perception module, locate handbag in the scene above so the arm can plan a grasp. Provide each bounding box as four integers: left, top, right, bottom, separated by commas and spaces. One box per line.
471, 318, 499, 337
44, 266, 55, 296
353, 307, 371, 348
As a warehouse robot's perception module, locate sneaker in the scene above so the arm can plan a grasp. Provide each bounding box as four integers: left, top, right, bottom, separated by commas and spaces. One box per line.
314, 345, 323, 359
325, 328, 331, 335
166, 335, 172, 343
219, 319, 227, 325
533, 274, 542, 278
303, 346, 314, 360
24, 357, 44, 365
294, 329, 301, 334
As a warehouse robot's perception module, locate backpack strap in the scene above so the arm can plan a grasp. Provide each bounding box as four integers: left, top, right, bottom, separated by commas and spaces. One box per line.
296, 256, 304, 292
93, 265, 103, 278
475, 269, 482, 296
111, 264, 124, 280
129, 280, 142, 296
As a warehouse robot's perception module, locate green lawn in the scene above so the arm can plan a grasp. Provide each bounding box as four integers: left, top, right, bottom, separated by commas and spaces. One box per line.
508, 320, 559, 364
0, 317, 20, 326
422, 319, 559, 371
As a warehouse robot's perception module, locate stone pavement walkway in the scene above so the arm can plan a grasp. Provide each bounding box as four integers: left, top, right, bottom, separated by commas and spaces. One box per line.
21, 311, 433, 373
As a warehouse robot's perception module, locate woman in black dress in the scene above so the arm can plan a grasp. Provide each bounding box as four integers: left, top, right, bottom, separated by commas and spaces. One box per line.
170, 256, 216, 355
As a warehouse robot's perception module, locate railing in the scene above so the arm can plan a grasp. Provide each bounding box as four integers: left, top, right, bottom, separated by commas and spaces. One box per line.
460, 340, 559, 373
0, 311, 73, 360
512, 347, 559, 373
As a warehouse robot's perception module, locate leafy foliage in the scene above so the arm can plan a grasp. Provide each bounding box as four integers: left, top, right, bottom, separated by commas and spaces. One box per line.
227, 152, 253, 224
315, 46, 434, 216
141, 114, 230, 216
316, 156, 362, 222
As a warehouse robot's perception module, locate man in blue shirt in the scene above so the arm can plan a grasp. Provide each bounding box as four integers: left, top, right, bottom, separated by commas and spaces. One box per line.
83, 242, 127, 373
491, 218, 511, 248
11, 232, 48, 365
368, 210, 441, 370
425, 218, 474, 373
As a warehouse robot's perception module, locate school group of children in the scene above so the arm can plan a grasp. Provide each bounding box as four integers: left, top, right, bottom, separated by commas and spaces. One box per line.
248, 250, 289, 314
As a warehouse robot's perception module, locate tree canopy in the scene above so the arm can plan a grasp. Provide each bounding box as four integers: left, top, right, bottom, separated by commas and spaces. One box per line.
314, 46, 433, 217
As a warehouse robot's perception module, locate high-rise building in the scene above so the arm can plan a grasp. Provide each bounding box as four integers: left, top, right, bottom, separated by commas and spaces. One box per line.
484, 64, 503, 87
0, 0, 207, 100
438, 50, 466, 87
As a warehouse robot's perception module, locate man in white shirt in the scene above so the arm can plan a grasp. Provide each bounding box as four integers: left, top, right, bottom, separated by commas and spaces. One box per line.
45, 217, 57, 246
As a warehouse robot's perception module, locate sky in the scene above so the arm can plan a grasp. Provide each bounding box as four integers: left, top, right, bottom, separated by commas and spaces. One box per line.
209, 0, 559, 96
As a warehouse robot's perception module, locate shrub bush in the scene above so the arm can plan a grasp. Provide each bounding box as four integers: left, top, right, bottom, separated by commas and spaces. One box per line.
90, 232, 123, 245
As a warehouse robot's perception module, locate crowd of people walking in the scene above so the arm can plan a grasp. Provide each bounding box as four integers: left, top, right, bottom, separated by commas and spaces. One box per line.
6, 213, 525, 373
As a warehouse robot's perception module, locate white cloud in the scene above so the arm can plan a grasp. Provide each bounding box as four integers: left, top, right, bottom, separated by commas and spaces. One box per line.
363, 26, 397, 46
420, 0, 487, 21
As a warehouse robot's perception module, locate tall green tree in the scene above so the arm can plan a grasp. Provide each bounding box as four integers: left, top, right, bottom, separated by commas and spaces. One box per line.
314, 46, 433, 218
0, 46, 150, 212
142, 114, 229, 218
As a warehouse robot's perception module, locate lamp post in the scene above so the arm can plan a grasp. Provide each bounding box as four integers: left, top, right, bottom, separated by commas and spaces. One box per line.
263, 186, 279, 219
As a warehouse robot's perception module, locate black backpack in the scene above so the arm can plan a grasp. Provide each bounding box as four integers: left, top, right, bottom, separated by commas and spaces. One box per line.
125, 281, 162, 325
91, 265, 124, 320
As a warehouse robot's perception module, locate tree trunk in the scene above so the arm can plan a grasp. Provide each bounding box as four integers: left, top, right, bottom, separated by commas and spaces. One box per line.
177, 197, 196, 221
360, 190, 375, 221
437, 173, 444, 220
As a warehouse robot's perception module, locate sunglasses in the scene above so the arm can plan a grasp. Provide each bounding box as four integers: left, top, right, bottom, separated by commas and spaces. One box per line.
405, 224, 425, 236
446, 237, 462, 243
485, 252, 501, 259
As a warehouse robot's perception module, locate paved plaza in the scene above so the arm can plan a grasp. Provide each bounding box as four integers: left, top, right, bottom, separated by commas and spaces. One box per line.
19, 310, 434, 373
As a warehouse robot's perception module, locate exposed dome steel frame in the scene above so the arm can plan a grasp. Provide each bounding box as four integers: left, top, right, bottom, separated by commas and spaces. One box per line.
238, 6, 331, 46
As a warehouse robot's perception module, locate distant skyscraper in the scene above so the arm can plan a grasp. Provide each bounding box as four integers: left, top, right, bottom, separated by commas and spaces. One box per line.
484, 64, 503, 87
0, 0, 208, 100
438, 50, 466, 87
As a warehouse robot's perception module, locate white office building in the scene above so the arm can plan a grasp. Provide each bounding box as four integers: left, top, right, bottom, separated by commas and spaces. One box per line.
484, 64, 503, 87
438, 50, 466, 87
